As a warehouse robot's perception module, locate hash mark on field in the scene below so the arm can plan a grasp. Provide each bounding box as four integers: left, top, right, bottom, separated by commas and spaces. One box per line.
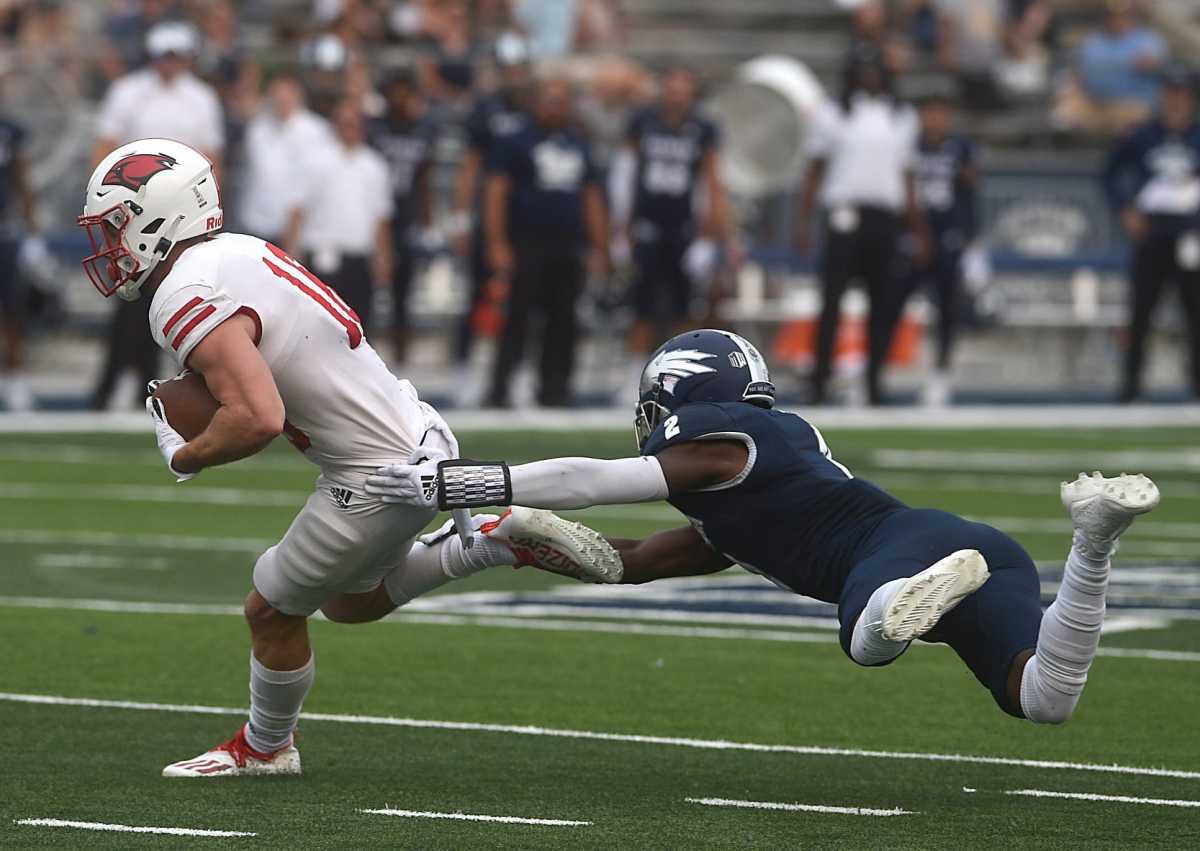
359, 808, 591, 826
2, 691, 1198, 781
686, 797, 916, 816
1004, 789, 1200, 808
14, 818, 255, 837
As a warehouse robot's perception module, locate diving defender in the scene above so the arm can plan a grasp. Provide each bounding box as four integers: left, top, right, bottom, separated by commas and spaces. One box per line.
368, 329, 1159, 723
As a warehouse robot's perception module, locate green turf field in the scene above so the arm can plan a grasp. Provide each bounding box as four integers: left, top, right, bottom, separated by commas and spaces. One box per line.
2, 427, 1199, 849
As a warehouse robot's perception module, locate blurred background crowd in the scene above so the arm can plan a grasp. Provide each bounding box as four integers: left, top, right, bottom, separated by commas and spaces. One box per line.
2, 0, 1200, 412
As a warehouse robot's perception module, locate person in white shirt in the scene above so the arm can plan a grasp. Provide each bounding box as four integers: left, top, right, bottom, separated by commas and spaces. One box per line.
93, 21, 224, 173
91, 20, 226, 411
239, 73, 333, 245
794, 47, 930, 406
285, 100, 393, 332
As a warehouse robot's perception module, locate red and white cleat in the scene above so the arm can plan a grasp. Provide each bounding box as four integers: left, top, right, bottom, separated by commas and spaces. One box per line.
480, 506, 624, 584
162, 725, 301, 778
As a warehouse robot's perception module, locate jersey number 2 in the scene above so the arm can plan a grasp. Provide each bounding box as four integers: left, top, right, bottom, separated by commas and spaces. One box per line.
261, 243, 364, 348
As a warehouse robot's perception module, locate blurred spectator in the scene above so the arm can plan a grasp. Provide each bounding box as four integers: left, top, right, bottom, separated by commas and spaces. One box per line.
369, 69, 437, 363
285, 100, 393, 332
418, 0, 477, 101
902, 92, 979, 407
450, 32, 532, 363
96, 0, 180, 85
93, 21, 224, 171
0, 105, 39, 411
240, 72, 333, 246
513, 0, 578, 59
1055, 0, 1167, 134
1101, 66, 1200, 402
793, 47, 928, 406
90, 20, 224, 411
483, 75, 609, 407
849, 1, 910, 75
614, 66, 730, 354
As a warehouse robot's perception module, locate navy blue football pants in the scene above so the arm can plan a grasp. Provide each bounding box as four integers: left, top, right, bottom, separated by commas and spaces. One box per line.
837, 508, 1043, 716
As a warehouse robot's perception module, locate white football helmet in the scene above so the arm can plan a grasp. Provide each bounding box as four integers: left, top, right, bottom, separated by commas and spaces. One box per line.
77, 138, 223, 301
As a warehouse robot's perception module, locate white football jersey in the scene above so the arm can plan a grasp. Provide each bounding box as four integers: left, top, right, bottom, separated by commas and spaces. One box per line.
148, 233, 428, 487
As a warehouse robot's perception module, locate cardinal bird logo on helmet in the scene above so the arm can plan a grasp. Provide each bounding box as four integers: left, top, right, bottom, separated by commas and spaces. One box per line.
101, 152, 178, 192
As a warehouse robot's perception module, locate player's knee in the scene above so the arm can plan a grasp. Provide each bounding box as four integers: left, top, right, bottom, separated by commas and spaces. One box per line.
244, 589, 298, 634
1013, 653, 1078, 725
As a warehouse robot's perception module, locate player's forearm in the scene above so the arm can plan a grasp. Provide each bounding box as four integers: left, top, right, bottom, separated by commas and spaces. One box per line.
172, 405, 282, 473
607, 526, 732, 584
507, 456, 668, 510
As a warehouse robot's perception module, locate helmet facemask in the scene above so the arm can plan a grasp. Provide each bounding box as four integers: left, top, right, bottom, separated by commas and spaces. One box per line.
77, 202, 160, 301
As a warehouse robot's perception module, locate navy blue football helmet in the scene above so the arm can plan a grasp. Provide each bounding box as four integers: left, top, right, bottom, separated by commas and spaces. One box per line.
634, 329, 776, 449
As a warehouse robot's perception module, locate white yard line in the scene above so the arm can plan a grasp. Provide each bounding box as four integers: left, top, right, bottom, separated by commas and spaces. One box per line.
13, 817, 255, 837
0, 482, 305, 507
0, 595, 1196, 660
0, 443, 310, 472
872, 448, 1200, 473
0, 529, 274, 551
1, 691, 1198, 780
358, 808, 590, 826
685, 797, 915, 816
1004, 789, 1200, 808
875, 472, 1200, 499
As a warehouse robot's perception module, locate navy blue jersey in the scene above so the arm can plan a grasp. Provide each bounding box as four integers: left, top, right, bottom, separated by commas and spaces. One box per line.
914, 132, 976, 240
627, 108, 718, 234
1102, 119, 1200, 219
487, 123, 598, 246
640, 402, 906, 603
369, 115, 437, 227
465, 91, 527, 156
0, 118, 26, 220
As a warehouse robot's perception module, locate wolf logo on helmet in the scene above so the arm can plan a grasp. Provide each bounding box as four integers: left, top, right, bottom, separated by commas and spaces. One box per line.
101, 152, 178, 192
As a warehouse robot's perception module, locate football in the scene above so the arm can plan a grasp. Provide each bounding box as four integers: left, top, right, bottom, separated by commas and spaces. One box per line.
151, 372, 218, 441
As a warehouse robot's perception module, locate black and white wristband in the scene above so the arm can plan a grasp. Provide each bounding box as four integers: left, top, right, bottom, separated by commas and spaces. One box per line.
436, 459, 512, 510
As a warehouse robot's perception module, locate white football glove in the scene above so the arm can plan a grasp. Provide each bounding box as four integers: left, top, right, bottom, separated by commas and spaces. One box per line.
366, 446, 444, 508
145, 394, 195, 482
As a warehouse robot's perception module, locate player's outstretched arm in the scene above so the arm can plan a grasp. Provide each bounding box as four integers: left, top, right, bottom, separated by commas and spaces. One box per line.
365, 439, 748, 512
170, 314, 285, 474
607, 524, 732, 584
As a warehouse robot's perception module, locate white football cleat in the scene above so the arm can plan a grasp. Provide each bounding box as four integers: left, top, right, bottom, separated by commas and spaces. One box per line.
880, 549, 990, 642
481, 507, 624, 583
162, 725, 301, 778
1061, 471, 1159, 551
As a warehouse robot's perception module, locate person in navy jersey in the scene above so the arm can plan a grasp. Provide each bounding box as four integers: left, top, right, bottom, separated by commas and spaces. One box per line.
1102, 64, 1200, 402
370, 69, 437, 363
619, 67, 729, 353
371, 329, 1160, 726
0, 114, 39, 411
902, 91, 978, 406
450, 34, 532, 364
483, 75, 609, 408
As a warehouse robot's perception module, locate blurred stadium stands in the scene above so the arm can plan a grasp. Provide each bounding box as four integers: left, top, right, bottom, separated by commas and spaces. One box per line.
2, 0, 1199, 412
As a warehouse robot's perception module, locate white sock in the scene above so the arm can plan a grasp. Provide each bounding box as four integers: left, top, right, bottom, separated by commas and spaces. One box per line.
1020, 533, 1112, 724
246, 652, 314, 753
385, 532, 513, 606
849, 577, 910, 665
